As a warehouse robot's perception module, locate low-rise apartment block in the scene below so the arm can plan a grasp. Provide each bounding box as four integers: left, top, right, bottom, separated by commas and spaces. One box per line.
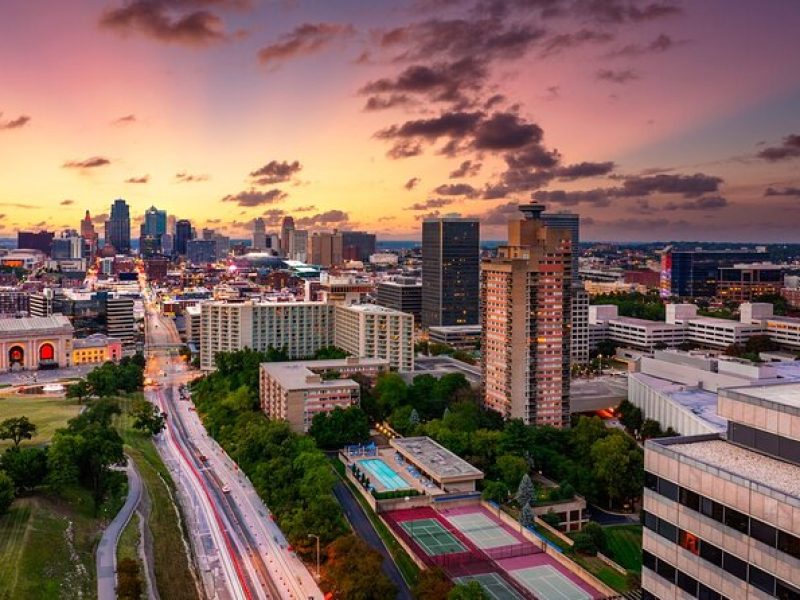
259, 357, 388, 431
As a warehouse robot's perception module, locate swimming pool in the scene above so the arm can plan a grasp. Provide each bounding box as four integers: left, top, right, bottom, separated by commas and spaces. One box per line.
360, 458, 409, 491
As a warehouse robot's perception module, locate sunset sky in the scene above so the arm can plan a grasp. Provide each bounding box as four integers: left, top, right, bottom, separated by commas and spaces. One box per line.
1, 0, 799, 242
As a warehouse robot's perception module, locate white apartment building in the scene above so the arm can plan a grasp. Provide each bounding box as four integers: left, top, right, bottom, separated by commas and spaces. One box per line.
590, 305, 686, 350
334, 304, 414, 372
185, 304, 201, 346
200, 300, 333, 370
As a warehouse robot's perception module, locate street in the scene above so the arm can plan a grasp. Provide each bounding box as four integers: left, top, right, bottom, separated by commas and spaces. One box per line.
142, 281, 322, 600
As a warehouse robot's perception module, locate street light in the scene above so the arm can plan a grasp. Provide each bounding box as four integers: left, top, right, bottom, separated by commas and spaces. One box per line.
307, 533, 320, 579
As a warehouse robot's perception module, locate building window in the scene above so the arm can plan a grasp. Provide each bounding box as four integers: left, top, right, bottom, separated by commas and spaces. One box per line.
677, 571, 698, 596
723, 507, 749, 534
679, 530, 700, 555
748, 565, 776, 595
699, 540, 723, 567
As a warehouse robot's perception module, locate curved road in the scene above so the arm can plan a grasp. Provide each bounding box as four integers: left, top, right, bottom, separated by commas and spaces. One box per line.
97, 457, 143, 600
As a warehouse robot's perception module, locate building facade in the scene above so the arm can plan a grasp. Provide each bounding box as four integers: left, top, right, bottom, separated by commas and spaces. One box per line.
376, 277, 422, 324
175, 219, 193, 256
105, 199, 131, 253
642, 383, 800, 600
341, 231, 377, 262
481, 204, 571, 427
200, 301, 333, 370
252, 217, 266, 250
259, 357, 387, 432
309, 231, 343, 267
106, 295, 135, 347
17, 231, 54, 256
421, 217, 479, 328
660, 247, 769, 298
0, 315, 73, 370
72, 333, 123, 365
186, 239, 216, 264
334, 304, 414, 372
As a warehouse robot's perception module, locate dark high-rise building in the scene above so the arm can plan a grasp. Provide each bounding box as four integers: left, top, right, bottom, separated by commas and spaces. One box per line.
280, 216, 295, 256
660, 247, 768, 298
17, 230, 54, 255
341, 231, 376, 262
376, 277, 422, 324
105, 199, 131, 253
421, 217, 479, 328
175, 219, 193, 255
542, 211, 579, 285
186, 239, 216, 264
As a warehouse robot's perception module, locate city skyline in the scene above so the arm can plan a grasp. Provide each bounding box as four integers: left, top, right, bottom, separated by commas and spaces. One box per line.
1, 0, 799, 242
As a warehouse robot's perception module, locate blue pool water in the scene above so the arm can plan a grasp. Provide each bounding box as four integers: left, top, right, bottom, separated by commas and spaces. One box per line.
360, 459, 409, 491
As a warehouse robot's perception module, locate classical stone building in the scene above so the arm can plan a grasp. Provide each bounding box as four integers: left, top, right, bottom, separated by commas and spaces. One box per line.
0, 315, 73, 370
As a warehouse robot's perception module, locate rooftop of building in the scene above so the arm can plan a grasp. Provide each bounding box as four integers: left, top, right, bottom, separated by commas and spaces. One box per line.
0, 314, 73, 333
723, 381, 800, 412
74, 333, 121, 349
338, 303, 411, 316
658, 437, 800, 498
608, 316, 684, 330
260, 361, 364, 390
391, 436, 484, 481
686, 316, 764, 329
428, 324, 482, 333
630, 372, 727, 432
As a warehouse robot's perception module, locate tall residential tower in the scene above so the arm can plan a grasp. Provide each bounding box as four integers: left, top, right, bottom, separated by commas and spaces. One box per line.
480, 204, 572, 427
105, 199, 131, 253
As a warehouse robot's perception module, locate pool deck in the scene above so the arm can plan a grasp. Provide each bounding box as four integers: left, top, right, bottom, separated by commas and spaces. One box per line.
346, 446, 447, 495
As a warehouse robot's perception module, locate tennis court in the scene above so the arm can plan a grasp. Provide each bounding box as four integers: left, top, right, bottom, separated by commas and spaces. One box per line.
510, 565, 592, 600
455, 573, 523, 600
446, 512, 520, 549
400, 518, 466, 556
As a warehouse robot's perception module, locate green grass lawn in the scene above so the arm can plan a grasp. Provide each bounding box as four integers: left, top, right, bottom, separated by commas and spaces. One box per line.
114, 401, 200, 600
0, 395, 82, 450
604, 524, 643, 572
117, 511, 141, 563
0, 491, 102, 600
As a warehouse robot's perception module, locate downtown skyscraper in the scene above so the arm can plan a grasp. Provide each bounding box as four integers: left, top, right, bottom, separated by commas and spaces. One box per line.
105, 198, 131, 253
421, 217, 479, 328
480, 204, 572, 427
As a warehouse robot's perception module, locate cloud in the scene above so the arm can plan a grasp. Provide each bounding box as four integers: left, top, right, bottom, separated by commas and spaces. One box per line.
387, 140, 423, 159
607, 33, 682, 58
62, 156, 111, 169
404, 177, 421, 191
0, 113, 31, 130
757, 134, 800, 161
99, 0, 240, 47
434, 183, 479, 197
539, 29, 614, 58
221, 188, 287, 207
533, 172, 724, 207
295, 209, 349, 227
111, 114, 137, 126
91, 213, 109, 225
0, 202, 39, 209
60, 199, 74, 206
248, 160, 302, 185
474, 112, 542, 150
293, 205, 317, 212
450, 160, 481, 178
360, 57, 488, 109
596, 68, 639, 83
470, 201, 520, 225
175, 171, 209, 183
764, 186, 800, 197
125, 175, 150, 184
556, 161, 615, 179
257, 22, 354, 67
407, 198, 455, 210
577, 0, 682, 24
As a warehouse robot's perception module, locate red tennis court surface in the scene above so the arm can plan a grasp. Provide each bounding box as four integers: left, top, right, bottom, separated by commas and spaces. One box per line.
384, 504, 606, 600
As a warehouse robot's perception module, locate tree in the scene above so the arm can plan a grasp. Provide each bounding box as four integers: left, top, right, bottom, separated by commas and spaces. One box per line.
66, 379, 91, 404
0, 470, 14, 515
0, 416, 37, 448
309, 407, 370, 449
130, 399, 166, 436
572, 531, 598, 555
517, 473, 534, 507
480, 480, 508, 504
413, 568, 453, 600
520, 501, 535, 529
322, 534, 396, 599
1, 447, 48, 493
617, 400, 643, 434
640, 419, 662, 440
313, 346, 349, 360
495, 455, 528, 490
591, 433, 643, 508
373, 373, 408, 419
581, 522, 608, 554
541, 510, 561, 528
409, 408, 420, 427
448, 581, 489, 600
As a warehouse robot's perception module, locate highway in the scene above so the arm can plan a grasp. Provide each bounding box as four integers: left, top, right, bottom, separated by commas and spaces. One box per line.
141, 280, 322, 600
